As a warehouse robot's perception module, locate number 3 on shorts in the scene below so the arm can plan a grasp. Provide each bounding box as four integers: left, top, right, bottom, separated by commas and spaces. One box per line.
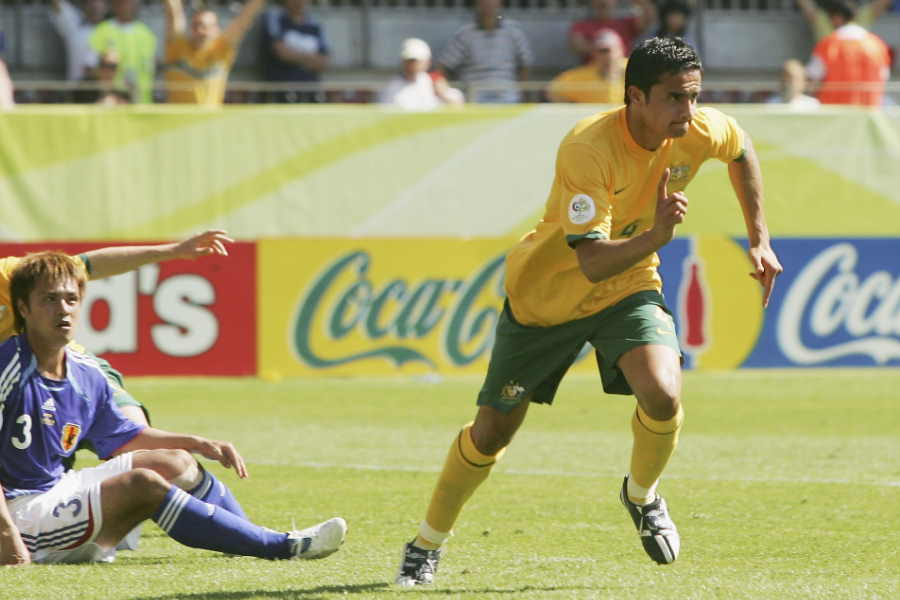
52, 498, 83, 519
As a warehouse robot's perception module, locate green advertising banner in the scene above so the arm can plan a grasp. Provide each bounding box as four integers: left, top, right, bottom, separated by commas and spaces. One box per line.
1, 105, 898, 241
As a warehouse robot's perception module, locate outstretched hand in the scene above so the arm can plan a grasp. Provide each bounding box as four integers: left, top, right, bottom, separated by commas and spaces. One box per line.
747, 244, 783, 308
194, 438, 248, 479
650, 168, 689, 247
172, 230, 234, 260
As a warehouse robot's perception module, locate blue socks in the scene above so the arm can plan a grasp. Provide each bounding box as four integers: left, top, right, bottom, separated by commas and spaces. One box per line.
153, 487, 292, 559
188, 468, 248, 520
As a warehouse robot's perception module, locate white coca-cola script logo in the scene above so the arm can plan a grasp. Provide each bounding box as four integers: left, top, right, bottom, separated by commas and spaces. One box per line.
777, 243, 900, 364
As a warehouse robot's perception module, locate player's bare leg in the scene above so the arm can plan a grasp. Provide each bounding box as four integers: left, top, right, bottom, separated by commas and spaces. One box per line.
397, 400, 529, 587
94, 467, 170, 549
617, 343, 683, 564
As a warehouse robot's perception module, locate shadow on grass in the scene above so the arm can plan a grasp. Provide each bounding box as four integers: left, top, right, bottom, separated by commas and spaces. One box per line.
415, 585, 600, 595
129, 583, 597, 599
130, 582, 390, 599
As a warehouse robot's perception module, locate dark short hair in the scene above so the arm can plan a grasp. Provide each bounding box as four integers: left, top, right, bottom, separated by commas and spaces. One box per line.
822, 0, 856, 22
10, 251, 86, 333
624, 37, 702, 105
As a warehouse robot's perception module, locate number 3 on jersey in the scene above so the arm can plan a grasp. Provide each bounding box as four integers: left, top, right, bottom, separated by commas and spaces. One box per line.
3, 413, 33, 449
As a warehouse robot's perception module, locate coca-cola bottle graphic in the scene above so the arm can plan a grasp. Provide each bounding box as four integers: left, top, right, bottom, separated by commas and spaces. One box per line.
679, 256, 708, 352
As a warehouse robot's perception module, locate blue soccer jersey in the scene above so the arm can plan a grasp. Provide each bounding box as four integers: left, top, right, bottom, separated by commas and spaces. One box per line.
0, 336, 144, 499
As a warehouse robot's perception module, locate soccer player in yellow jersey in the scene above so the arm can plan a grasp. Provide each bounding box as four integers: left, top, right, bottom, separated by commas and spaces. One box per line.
163, 0, 266, 105
396, 37, 783, 585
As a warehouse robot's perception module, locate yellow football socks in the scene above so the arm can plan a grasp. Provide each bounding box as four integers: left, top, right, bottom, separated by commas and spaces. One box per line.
628, 403, 684, 505
415, 423, 505, 550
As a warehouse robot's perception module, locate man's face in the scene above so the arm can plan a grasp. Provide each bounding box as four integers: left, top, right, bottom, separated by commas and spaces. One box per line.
402, 58, 428, 79
630, 69, 701, 139
285, 0, 307, 14
592, 42, 622, 71
591, 0, 615, 18
18, 276, 82, 347
477, 0, 501, 18
112, 0, 137, 21
83, 0, 108, 23
191, 11, 220, 45
663, 10, 687, 33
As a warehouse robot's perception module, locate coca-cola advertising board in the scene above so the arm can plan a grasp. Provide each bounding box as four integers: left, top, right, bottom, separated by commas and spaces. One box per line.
658, 237, 900, 369
0, 242, 256, 376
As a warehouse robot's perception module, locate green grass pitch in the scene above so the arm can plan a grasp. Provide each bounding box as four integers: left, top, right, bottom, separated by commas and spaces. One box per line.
6, 371, 899, 600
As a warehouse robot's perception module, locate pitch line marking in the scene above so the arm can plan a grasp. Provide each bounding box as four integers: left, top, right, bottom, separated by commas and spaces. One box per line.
255, 459, 899, 488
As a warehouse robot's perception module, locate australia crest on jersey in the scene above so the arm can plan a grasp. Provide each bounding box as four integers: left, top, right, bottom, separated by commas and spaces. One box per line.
61, 423, 82, 452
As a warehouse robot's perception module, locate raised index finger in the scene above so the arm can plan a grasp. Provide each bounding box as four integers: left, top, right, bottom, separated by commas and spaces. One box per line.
657, 168, 671, 201
761, 266, 779, 308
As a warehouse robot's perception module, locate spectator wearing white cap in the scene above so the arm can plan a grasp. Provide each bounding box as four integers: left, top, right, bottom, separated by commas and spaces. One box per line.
547, 28, 626, 104
380, 38, 464, 111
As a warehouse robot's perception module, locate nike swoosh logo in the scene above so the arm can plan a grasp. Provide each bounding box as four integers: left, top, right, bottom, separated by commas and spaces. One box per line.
656, 328, 673, 336
614, 186, 629, 195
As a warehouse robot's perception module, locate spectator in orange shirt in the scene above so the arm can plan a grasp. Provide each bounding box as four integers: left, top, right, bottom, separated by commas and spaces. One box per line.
806, 0, 891, 106
569, 0, 655, 60
548, 28, 626, 104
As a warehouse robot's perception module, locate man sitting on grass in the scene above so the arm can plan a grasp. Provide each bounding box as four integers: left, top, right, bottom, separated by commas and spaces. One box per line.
0, 251, 347, 565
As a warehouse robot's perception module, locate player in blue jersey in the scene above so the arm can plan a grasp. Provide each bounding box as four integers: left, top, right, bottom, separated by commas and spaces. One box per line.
0, 252, 347, 565
0, 230, 236, 552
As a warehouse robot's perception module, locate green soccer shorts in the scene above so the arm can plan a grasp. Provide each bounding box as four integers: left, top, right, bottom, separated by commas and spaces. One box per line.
477, 290, 682, 413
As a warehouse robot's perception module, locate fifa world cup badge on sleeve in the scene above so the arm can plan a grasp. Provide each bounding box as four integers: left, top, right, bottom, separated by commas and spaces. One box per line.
568, 194, 596, 225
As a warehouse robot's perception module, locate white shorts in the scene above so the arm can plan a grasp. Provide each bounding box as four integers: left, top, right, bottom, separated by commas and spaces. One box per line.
7, 452, 134, 564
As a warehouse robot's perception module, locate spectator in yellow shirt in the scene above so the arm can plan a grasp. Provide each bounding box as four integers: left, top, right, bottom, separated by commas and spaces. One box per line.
548, 28, 626, 104
163, 0, 266, 105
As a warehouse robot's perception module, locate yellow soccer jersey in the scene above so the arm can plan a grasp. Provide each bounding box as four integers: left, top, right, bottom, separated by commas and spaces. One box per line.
0, 255, 89, 341
505, 105, 744, 327
164, 35, 236, 105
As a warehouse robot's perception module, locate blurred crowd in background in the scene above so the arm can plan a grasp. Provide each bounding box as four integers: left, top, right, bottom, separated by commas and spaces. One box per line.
0, 0, 897, 108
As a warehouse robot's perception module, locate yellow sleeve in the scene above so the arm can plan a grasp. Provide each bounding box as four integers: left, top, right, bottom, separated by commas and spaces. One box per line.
72, 254, 90, 275
695, 107, 745, 163
0, 257, 21, 284
555, 142, 613, 247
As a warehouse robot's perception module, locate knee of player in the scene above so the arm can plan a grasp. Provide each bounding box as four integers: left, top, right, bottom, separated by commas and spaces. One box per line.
641, 386, 681, 420
151, 448, 198, 482
472, 422, 516, 455
125, 467, 171, 499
